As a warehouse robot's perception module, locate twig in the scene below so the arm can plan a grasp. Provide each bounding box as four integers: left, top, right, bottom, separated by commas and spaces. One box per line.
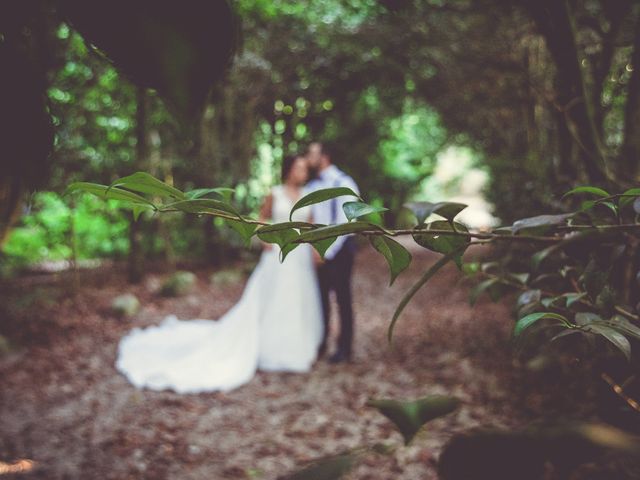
601, 373, 640, 414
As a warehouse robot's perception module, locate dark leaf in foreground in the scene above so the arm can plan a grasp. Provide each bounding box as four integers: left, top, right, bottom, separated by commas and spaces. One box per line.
343, 201, 388, 222
368, 395, 460, 445
511, 213, 574, 235
369, 235, 412, 285
404, 201, 468, 225
412, 220, 470, 268
109, 172, 185, 200
289, 187, 360, 221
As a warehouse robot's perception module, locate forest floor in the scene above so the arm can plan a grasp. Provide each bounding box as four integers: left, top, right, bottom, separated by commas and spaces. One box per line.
0, 243, 611, 479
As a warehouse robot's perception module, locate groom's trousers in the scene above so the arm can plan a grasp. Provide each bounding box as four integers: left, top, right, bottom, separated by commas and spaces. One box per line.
317, 237, 356, 357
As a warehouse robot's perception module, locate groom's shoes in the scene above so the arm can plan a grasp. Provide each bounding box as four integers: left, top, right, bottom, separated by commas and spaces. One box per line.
328, 351, 351, 364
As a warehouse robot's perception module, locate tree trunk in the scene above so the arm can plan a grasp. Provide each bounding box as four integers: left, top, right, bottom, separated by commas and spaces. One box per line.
523, 0, 608, 184
128, 87, 148, 283
621, 16, 640, 180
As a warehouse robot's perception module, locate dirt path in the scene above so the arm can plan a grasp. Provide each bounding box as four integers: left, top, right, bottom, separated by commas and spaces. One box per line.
0, 245, 527, 479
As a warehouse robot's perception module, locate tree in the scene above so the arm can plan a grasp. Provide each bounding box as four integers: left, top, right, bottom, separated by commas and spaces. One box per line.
0, 0, 237, 243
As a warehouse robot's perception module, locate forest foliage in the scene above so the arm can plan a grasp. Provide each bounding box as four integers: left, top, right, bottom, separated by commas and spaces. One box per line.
6, 0, 640, 271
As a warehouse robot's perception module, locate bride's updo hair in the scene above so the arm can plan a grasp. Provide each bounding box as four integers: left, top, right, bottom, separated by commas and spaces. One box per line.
281, 154, 300, 182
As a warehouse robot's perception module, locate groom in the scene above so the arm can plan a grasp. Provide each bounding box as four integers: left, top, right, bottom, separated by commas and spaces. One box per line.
306, 142, 359, 363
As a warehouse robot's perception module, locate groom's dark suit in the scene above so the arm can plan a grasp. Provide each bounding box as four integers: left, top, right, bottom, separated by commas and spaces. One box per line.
307, 165, 359, 361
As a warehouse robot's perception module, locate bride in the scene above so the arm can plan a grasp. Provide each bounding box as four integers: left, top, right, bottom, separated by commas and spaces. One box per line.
116, 155, 324, 393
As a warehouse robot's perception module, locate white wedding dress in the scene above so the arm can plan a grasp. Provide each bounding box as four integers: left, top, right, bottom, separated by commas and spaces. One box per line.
116, 186, 324, 393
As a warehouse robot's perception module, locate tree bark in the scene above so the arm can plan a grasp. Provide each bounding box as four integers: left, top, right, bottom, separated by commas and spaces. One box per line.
621, 15, 640, 179
128, 87, 148, 283
523, 0, 608, 184
591, 2, 629, 137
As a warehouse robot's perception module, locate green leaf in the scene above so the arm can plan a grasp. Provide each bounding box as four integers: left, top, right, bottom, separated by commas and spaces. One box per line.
586, 323, 631, 360
297, 221, 380, 244
66, 182, 156, 207
510, 273, 530, 285
574, 312, 602, 326
563, 186, 610, 199
369, 235, 412, 285
581, 200, 597, 212
601, 201, 618, 216
532, 245, 556, 270
257, 226, 300, 262
109, 172, 185, 200
256, 226, 299, 247
533, 230, 600, 270
603, 316, 640, 340
551, 329, 583, 342
389, 248, 464, 342
462, 262, 480, 275
583, 199, 618, 216
432, 202, 468, 222
311, 237, 338, 258
511, 213, 574, 235
160, 198, 241, 218
412, 221, 470, 268
581, 257, 611, 300
404, 201, 468, 225
185, 187, 235, 201
289, 187, 360, 221
404, 201, 434, 225
367, 395, 460, 445
619, 188, 640, 208
516, 289, 542, 309
257, 221, 314, 233
563, 292, 586, 308
342, 201, 388, 222
281, 453, 357, 480
469, 278, 499, 306
131, 204, 153, 221
513, 312, 571, 337
225, 218, 258, 246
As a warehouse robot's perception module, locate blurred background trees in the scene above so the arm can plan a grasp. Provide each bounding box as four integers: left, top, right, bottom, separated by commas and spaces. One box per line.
3, 0, 640, 277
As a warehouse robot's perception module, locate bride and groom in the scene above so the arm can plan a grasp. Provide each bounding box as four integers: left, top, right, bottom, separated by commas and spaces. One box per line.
116, 142, 359, 393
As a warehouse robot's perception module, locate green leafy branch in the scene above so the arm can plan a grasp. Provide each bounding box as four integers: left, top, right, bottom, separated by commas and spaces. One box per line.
67, 173, 640, 349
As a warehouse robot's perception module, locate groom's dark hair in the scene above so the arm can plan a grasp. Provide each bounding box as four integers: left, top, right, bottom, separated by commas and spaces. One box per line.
309, 141, 333, 162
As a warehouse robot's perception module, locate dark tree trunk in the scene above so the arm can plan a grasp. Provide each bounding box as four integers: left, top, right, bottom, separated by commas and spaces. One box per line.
128, 87, 148, 283
621, 16, 640, 179
523, 0, 607, 184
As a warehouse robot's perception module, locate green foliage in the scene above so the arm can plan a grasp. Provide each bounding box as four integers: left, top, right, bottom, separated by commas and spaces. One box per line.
65, 174, 640, 374
2, 191, 129, 266
468, 186, 640, 366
